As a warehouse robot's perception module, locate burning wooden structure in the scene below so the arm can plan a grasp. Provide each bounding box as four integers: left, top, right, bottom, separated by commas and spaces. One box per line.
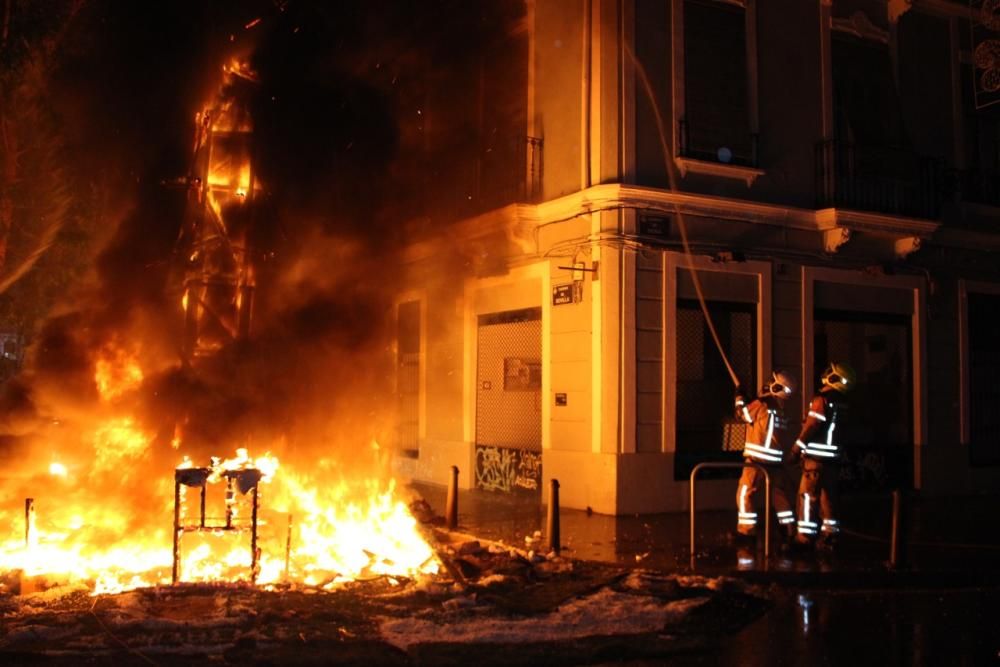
180, 60, 259, 361
173, 462, 263, 585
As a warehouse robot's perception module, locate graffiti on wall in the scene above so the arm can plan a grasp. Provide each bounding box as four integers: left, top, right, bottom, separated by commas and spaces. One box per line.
475, 445, 542, 493
515, 451, 541, 490
835, 446, 916, 492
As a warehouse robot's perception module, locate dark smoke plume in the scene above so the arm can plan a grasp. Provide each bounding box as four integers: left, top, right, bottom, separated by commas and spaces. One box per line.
0, 0, 526, 477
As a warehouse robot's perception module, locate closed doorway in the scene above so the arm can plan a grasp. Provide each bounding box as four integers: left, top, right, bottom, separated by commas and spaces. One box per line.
474, 307, 542, 495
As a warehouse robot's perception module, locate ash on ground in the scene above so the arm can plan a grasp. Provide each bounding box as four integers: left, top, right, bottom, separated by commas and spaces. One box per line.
0, 502, 769, 665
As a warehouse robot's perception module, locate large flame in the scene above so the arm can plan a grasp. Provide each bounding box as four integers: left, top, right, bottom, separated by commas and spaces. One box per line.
0, 54, 438, 596
0, 347, 439, 595
94, 343, 144, 401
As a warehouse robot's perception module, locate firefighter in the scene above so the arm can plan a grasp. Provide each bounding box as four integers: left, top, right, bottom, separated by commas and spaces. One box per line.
733, 370, 798, 545
791, 362, 856, 550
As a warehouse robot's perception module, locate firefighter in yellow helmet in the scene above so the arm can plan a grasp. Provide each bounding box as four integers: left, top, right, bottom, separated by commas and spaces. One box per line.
733, 370, 798, 545
792, 362, 856, 549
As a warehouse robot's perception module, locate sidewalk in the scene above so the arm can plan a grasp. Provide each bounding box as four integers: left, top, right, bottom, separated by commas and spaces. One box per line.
410, 482, 1000, 588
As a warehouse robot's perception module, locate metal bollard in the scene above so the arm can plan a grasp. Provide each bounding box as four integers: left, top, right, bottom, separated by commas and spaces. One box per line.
24, 498, 34, 547
445, 465, 459, 530
285, 514, 293, 581
889, 488, 907, 569
547, 479, 561, 555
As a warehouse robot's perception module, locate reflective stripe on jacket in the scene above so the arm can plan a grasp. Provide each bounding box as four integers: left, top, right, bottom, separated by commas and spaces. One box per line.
737, 395, 787, 464
795, 392, 844, 460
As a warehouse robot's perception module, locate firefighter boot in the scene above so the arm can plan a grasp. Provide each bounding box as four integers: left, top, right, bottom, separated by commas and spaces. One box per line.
778, 525, 798, 554
815, 533, 839, 552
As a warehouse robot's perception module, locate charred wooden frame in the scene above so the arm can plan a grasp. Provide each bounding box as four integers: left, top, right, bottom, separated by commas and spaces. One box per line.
172, 466, 263, 584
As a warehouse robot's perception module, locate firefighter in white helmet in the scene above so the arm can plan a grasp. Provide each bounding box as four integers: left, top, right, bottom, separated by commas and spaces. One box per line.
733, 370, 798, 544
791, 362, 855, 549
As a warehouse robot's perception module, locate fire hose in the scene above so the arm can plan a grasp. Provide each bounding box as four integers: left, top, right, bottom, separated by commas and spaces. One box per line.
623, 54, 1000, 562
625, 44, 740, 388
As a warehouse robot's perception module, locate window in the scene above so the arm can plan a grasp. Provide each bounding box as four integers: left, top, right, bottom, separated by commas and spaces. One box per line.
814, 309, 912, 448
674, 299, 756, 479
832, 34, 905, 148
967, 292, 1000, 465
681, 0, 755, 165
824, 29, 935, 217
396, 300, 421, 456
960, 62, 1000, 206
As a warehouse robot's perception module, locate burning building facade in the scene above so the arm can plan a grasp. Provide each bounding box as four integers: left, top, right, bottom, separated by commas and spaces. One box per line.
393, 0, 1000, 514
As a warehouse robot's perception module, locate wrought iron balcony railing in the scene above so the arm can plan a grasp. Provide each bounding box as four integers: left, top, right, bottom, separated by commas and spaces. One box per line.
815, 140, 941, 219
478, 134, 543, 207
443, 135, 543, 220
949, 166, 1000, 208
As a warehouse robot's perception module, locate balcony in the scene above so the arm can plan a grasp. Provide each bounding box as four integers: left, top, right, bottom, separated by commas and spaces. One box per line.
816, 140, 940, 219
464, 135, 542, 213
949, 167, 1000, 209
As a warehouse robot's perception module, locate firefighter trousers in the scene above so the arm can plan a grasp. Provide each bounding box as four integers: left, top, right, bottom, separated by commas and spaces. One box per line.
736, 460, 796, 536
797, 457, 840, 538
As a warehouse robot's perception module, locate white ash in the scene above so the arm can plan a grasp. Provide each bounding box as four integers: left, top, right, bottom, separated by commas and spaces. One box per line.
378, 587, 708, 649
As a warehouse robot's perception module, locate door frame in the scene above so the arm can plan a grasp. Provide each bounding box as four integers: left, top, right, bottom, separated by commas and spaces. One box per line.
802, 266, 927, 490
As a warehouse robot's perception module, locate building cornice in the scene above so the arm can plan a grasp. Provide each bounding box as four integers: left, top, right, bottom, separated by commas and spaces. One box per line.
534, 184, 942, 239
832, 11, 890, 44
928, 227, 1000, 252
532, 183, 820, 230
403, 185, 1000, 264
673, 157, 766, 187
888, 0, 914, 24
814, 207, 940, 237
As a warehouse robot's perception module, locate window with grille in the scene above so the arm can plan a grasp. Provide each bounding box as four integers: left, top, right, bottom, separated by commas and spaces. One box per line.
397, 300, 421, 456
968, 293, 1000, 465
674, 299, 756, 479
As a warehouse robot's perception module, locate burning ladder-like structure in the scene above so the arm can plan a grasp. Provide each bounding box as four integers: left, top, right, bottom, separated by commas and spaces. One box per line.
172, 465, 262, 584
180, 62, 258, 362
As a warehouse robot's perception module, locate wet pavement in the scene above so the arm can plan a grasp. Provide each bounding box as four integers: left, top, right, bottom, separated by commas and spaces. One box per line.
412, 483, 1000, 665
668, 588, 1000, 667
410, 483, 1000, 584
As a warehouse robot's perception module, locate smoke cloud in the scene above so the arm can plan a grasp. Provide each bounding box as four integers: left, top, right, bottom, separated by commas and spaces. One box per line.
1, 0, 526, 479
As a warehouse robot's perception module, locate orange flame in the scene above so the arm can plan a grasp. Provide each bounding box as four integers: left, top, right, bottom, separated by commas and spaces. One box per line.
0, 349, 439, 595
94, 345, 144, 401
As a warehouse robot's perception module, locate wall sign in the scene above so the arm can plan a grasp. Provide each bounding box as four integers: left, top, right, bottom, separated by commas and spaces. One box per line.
503, 357, 541, 391
552, 284, 573, 305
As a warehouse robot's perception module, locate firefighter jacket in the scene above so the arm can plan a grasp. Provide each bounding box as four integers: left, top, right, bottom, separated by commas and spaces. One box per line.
734, 393, 788, 464
794, 391, 845, 460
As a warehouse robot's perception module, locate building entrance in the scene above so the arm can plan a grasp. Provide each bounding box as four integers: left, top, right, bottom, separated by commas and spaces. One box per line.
474, 307, 542, 495
814, 308, 913, 491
